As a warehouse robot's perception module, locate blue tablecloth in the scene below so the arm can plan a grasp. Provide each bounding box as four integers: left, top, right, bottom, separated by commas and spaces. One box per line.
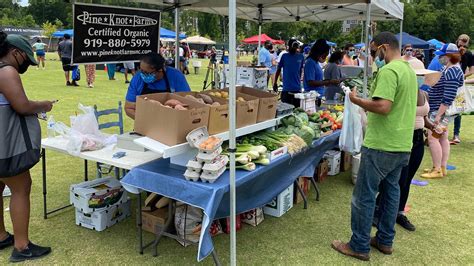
121, 131, 340, 261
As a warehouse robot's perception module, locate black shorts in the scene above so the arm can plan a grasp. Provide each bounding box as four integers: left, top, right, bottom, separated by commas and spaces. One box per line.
61, 57, 73, 71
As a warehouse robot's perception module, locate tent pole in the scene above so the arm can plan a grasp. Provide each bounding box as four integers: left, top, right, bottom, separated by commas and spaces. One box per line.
175, 5, 180, 69
362, 2, 372, 99
399, 19, 403, 51
228, 0, 237, 265
257, 24, 262, 66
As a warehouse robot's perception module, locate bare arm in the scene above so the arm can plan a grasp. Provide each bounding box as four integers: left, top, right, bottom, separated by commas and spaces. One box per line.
0, 67, 52, 115
125, 101, 136, 120
465, 66, 474, 77
308, 79, 339, 87
349, 88, 392, 115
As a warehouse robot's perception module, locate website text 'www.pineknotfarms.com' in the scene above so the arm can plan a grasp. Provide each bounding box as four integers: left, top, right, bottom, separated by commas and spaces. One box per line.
80, 49, 152, 58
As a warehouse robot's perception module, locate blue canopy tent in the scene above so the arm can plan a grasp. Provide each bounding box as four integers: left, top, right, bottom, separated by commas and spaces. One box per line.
326, 41, 337, 47
395, 32, 430, 49
428, 39, 444, 49
52, 27, 185, 39
52, 29, 74, 37
354, 42, 365, 49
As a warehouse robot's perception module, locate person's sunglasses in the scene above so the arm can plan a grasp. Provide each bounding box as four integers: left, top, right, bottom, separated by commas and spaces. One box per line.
349, 49, 355, 52
405, 49, 413, 52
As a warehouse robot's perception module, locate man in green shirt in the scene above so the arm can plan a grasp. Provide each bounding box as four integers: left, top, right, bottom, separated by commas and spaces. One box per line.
332, 32, 417, 261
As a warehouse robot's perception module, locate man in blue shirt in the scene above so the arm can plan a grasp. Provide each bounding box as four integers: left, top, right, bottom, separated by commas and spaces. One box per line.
125, 52, 191, 119
258, 40, 273, 68
273, 39, 304, 107
428, 55, 444, 71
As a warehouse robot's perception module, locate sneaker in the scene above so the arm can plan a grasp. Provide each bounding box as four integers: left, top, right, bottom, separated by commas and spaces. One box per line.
2, 186, 11, 197
125, 80, 130, 84
396, 214, 416, 231
421, 169, 443, 179
66, 81, 72, 86
453, 136, 461, 144
0, 232, 14, 250
9, 242, 51, 263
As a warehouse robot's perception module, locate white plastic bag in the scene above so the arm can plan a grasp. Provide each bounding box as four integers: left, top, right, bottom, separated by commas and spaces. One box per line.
59, 104, 115, 156
339, 87, 363, 154
463, 85, 474, 114
445, 85, 466, 116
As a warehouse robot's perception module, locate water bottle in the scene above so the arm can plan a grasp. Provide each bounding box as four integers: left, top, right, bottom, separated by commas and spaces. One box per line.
47, 115, 56, 139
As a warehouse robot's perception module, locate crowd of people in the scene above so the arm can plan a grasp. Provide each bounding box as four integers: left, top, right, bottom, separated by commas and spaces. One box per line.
0, 25, 472, 263
257, 31, 471, 261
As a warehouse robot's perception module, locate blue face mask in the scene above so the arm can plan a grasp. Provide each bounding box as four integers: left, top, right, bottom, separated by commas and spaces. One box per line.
140, 72, 157, 84
374, 57, 386, 69
348, 51, 355, 57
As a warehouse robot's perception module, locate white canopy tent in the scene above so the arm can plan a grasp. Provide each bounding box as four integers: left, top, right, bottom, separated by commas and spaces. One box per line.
134, 1, 404, 264
180, 35, 216, 45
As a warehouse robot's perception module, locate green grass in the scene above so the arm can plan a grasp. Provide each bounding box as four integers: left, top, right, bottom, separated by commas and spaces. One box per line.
1, 55, 473, 264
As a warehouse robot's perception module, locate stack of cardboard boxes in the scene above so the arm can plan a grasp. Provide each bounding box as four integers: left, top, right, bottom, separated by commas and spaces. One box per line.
70, 177, 130, 231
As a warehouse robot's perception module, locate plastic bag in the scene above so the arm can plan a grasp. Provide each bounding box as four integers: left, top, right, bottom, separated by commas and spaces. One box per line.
54, 104, 115, 156
463, 85, 474, 114
339, 87, 363, 154
445, 85, 466, 116
174, 204, 222, 247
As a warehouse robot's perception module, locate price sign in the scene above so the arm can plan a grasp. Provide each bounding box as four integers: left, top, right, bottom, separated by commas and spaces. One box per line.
72, 3, 160, 64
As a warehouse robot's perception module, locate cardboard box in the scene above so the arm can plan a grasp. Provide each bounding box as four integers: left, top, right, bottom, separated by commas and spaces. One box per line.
141, 207, 169, 234
70, 177, 127, 214
203, 89, 259, 129
324, 150, 341, 176
224, 66, 268, 90
240, 208, 264, 226
75, 199, 130, 232
315, 159, 329, 183
341, 151, 352, 172
237, 86, 278, 122
134, 93, 210, 146
176, 91, 230, 134
263, 184, 294, 217
294, 177, 311, 204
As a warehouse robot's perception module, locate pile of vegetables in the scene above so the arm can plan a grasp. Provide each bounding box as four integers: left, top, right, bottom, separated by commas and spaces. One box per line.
184, 94, 221, 107
342, 72, 373, 94
223, 143, 269, 171
279, 108, 320, 145
207, 91, 246, 102
241, 131, 307, 155
311, 110, 343, 131
146, 98, 190, 110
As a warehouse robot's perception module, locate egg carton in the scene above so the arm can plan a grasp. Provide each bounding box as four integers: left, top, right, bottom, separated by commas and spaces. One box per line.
184, 169, 201, 182
186, 127, 223, 154
196, 147, 223, 164
186, 159, 203, 172
200, 166, 226, 183
202, 155, 229, 174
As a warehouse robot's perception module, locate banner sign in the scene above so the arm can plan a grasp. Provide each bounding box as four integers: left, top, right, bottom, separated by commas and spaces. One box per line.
72, 3, 160, 64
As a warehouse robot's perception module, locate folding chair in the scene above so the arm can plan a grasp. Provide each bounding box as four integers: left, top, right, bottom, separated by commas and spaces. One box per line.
94, 101, 124, 178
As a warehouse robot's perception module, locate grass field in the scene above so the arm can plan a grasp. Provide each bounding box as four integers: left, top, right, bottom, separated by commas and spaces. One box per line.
0, 55, 473, 264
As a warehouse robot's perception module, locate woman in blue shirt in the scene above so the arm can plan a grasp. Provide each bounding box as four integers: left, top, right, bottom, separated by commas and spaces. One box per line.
422, 43, 464, 179
304, 39, 341, 97
125, 52, 191, 119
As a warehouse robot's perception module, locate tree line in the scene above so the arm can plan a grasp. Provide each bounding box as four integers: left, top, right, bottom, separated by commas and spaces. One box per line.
1, 0, 472, 46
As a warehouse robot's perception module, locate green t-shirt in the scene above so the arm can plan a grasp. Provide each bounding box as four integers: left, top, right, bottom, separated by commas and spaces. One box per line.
363, 59, 417, 152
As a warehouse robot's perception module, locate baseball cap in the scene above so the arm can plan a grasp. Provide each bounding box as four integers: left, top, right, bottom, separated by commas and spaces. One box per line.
435, 43, 459, 56
6, 34, 37, 66
288, 38, 300, 49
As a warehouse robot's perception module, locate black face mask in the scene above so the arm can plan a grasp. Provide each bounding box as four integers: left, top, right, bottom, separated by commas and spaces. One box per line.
14, 52, 29, 74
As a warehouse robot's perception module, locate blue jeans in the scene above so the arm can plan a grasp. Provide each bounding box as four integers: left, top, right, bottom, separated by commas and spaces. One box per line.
453, 115, 461, 137
349, 147, 410, 253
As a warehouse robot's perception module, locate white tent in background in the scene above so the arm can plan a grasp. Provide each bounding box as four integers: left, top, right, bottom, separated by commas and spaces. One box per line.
180, 35, 216, 45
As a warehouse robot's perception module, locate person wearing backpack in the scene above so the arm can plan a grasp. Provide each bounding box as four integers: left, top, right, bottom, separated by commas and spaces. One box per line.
0, 31, 53, 262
